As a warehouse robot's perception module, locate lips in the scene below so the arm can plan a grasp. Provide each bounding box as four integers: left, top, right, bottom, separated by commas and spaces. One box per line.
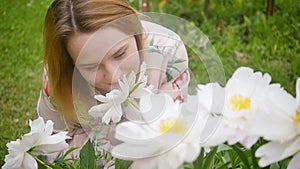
95, 87, 109, 95
95, 82, 120, 94
109, 82, 120, 89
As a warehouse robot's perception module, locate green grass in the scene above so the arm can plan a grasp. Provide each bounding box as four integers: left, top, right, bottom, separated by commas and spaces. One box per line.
135, 0, 300, 95
0, 0, 52, 166
1, 0, 299, 167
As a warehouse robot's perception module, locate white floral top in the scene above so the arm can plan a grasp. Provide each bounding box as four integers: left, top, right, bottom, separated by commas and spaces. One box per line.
37, 20, 189, 162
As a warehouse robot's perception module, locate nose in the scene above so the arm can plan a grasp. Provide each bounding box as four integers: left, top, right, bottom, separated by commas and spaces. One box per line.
98, 62, 116, 82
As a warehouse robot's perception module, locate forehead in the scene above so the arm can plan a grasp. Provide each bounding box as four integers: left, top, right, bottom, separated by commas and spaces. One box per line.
67, 27, 132, 65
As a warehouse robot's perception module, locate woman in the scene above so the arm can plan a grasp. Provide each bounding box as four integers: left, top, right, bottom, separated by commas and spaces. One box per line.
37, 0, 189, 163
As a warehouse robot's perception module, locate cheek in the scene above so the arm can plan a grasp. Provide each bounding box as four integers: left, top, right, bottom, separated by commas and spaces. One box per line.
119, 52, 140, 74
77, 68, 98, 85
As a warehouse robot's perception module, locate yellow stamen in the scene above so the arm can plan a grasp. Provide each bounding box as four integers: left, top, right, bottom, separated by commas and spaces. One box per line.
295, 106, 300, 124
228, 95, 251, 111
159, 118, 185, 133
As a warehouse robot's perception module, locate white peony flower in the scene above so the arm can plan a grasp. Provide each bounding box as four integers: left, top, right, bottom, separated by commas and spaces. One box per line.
197, 83, 236, 147
3, 139, 37, 169
111, 93, 205, 169
253, 78, 300, 168
2, 117, 70, 169
88, 62, 153, 124
223, 67, 274, 148
197, 67, 273, 148
88, 74, 130, 124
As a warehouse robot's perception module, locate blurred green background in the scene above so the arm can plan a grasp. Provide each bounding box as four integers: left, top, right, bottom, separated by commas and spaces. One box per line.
0, 0, 299, 166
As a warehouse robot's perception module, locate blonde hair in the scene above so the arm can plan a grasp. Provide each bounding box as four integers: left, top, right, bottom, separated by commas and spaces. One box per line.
43, 0, 143, 122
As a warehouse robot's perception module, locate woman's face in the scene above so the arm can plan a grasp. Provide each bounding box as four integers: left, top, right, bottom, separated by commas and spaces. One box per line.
67, 27, 140, 94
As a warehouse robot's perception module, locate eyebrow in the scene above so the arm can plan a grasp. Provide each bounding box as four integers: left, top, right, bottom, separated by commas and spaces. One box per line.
78, 44, 129, 68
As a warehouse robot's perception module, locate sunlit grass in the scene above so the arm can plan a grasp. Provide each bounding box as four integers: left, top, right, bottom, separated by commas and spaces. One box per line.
0, 0, 53, 166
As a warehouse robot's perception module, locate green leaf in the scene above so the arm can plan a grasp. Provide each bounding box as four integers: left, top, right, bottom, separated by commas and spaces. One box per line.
47, 164, 64, 169
115, 158, 132, 169
37, 162, 49, 169
231, 144, 251, 169
202, 146, 218, 169
80, 140, 96, 169
270, 163, 280, 169
183, 162, 194, 169
62, 147, 80, 160
216, 161, 231, 169
192, 147, 204, 168
250, 144, 259, 169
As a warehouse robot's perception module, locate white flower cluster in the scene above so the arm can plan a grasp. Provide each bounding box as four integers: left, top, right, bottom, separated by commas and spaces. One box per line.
111, 93, 206, 169
88, 65, 300, 169
3, 117, 70, 169
4, 65, 300, 169
197, 67, 300, 169
88, 62, 153, 124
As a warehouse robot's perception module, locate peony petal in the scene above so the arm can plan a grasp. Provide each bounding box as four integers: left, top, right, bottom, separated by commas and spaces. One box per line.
111, 104, 123, 123
112, 142, 162, 160
256, 142, 287, 167
184, 143, 201, 162
130, 157, 158, 169
34, 141, 69, 154
21, 133, 41, 151
246, 83, 297, 142
287, 151, 300, 169
139, 93, 160, 115
138, 93, 152, 113
88, 103, 112, 117
197, 83, 225, 116
35, 132, 70, 153
226, 67, 254, 94
240, 135, 259, 149
94, 94, 110, 102
22, 153, 38, 169
108, 89, 123, 98
266, 85, 297, 117
102, 110, 112, 125
200, 116, 234, 147
6, 140, 24, 154
122, 71, 135, 89
29, 117, 45, 133
247, 104, 296, 142
282, 136, 300, 158
137, 62, 147, 83
44, 120, 54, 136
115, 122, 156, 144
119, 80, 129, 97
3, 152, 24, 169
141, 93, 175, 123
158, 149, 183, 169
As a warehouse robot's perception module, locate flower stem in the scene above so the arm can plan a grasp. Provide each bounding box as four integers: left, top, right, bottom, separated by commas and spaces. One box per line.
28, 152, 52, 169
127, 99, 140, 111
129, 82, 143, 96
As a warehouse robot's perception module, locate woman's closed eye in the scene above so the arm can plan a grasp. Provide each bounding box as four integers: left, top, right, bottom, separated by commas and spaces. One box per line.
86, 66, 97, 71
84, 65, 98, 71
113, 45, 129, 59
114, 50, 126, 59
